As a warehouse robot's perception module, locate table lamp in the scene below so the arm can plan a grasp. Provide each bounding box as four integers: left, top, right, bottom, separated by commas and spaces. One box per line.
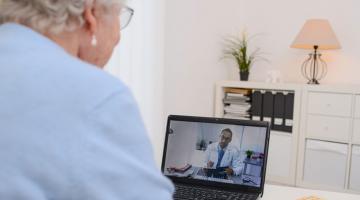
291, 19, 341, 84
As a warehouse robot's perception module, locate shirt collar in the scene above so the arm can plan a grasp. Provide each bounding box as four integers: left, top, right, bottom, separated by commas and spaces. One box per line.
0, 23, 68, 54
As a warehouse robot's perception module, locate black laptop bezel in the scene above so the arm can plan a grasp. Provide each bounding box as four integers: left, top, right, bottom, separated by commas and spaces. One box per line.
161, 115, 270, 196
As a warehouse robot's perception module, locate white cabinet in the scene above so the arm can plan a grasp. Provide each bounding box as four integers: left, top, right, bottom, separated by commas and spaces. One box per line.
303, 140, 348, 189
355, 95, 360, 119
215, 81, 360, 194
298, 88, 359, 193
306, 115, 351, 142
349, 145, 360, 191
307, 92, 352, 117
353, 119, 360, 145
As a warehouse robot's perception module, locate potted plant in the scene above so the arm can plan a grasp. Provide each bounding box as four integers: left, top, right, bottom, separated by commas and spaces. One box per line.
222, 31, 265, 81
245, 150, 253, 159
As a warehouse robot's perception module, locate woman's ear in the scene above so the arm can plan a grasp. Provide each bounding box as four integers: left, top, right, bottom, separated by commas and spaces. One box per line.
83, 5, 97, 35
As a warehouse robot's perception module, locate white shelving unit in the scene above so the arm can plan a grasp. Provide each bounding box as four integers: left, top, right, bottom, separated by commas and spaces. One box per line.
215, 81, 360, 194
215, 81, 302, 186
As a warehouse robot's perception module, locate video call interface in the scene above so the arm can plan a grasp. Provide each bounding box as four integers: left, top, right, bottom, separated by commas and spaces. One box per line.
163, 120, 267, 188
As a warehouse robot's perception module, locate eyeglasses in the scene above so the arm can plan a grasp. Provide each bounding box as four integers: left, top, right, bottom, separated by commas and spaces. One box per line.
120, 6, 134, 30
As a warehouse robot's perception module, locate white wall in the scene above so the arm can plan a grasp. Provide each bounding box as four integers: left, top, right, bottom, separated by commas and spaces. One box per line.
164, 0, 360, 118
107, 0, 360, 166
106, 0, 166, 165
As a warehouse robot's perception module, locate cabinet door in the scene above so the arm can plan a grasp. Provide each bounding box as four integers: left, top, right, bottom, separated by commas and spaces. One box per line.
307, 92, 352, 117
307, 115, 351, 142
355, 95, 360, 119
349, 145, 360, 191
267, 132, 292, 179
303, 140, 347, 189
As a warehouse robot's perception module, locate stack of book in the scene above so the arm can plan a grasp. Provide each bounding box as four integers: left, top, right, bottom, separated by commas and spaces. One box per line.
223, 88, 252, 120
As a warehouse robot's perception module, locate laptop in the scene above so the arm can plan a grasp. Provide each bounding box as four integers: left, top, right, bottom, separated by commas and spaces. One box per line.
161, 115, 270, 200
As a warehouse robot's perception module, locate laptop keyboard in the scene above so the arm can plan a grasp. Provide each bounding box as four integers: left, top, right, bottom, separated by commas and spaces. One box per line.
174, 184, 258, 200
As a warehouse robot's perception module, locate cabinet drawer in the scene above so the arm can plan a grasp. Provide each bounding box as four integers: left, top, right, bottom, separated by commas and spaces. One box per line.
307, 115, 351, 142
303, 140, 347, 189
353, 119, 360, 144
307, 92, 352, 117
355, 95, 360, 118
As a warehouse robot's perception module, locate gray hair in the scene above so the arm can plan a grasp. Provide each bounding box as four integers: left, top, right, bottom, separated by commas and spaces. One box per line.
0, 0, 124, 34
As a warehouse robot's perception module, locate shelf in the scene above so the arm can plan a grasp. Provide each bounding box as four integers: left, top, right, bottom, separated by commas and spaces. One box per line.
215, 81, 301, 186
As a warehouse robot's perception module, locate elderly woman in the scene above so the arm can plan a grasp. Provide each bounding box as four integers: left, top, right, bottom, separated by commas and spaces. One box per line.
0, 0, 173, 199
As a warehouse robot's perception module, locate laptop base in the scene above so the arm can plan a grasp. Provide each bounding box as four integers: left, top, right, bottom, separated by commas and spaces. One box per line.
174, 183, 259, 200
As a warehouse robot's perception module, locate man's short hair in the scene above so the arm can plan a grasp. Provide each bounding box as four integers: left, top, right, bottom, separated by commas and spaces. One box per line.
221, 128, 233, 137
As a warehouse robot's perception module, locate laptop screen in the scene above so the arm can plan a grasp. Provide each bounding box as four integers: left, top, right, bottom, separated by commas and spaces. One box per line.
162, 117, 269, 189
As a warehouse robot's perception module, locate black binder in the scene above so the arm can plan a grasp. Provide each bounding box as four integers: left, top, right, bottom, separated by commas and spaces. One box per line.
262, 91, 274, 124
251, 90, 262, 121
284, 93, 295, 132
273, 92, 285, 131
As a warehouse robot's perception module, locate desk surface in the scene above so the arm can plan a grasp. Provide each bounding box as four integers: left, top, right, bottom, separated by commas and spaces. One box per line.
262, 184, 360, 200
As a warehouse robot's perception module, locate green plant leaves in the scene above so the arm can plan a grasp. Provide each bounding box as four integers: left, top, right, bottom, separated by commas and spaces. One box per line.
222, 32, 265, 72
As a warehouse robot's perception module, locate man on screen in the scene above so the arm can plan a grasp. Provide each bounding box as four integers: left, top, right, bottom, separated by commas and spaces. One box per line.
204, 128, 243, 178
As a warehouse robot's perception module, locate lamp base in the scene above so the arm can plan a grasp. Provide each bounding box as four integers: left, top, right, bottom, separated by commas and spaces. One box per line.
307, 79, 319, 85
301, 46, 327, 85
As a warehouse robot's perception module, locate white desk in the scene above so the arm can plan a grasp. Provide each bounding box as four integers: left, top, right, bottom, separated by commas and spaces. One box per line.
262, 184, 360, 200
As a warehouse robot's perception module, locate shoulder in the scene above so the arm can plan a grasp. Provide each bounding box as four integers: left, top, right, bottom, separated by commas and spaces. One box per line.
67, 57, 126, 92
53, 55, 132, 111
208, 142, 218, 150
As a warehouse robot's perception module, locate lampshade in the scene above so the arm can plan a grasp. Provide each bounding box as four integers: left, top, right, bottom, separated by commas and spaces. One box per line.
291, 19, 341, 50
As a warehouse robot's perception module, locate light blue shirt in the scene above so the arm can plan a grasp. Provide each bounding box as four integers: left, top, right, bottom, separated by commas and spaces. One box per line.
0, 23, 174, 199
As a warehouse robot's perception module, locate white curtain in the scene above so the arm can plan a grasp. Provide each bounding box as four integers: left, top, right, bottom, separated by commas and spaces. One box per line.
105, 0, 166, 165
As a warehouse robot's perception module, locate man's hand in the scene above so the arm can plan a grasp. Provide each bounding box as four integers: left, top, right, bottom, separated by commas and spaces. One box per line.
225, 168, 234, 175
207, 161, 214, 168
